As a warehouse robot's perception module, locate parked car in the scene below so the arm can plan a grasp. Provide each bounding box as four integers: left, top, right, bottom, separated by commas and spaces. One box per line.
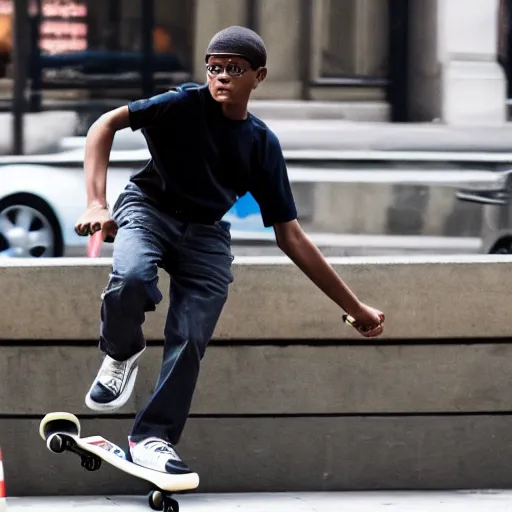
0, 148, 133, 257
0, 137, 269, 258
456, 169, 512, 253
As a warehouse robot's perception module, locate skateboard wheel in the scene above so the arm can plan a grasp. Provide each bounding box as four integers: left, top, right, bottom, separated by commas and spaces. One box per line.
40, 413, 81, 440
148, 490, 164, 511
81, 455, 101, 472
48, 434, 65, 454
163, 497, 179, 512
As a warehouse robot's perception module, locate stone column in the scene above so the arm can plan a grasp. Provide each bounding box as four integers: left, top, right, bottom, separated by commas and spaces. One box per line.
408, 0, 506, 125
192, 0, 303, 98
251, 0, 303, 99
192, 0, 249, 83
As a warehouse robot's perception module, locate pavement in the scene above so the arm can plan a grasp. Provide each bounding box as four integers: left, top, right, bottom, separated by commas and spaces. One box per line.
5, 491, 512, 511
64, 233, 481, 258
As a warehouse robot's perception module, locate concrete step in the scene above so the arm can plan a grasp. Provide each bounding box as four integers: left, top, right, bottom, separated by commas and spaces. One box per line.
247, 99, 390, 122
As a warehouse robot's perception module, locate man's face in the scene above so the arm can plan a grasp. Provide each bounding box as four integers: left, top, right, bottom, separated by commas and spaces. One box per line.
206, 55, 266, 106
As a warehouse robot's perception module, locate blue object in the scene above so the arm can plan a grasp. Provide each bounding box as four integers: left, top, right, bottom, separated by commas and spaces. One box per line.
222, 193, 270, 232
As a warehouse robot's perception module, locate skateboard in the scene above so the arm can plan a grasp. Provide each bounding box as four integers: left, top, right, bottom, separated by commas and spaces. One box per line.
39, 412, 200, 512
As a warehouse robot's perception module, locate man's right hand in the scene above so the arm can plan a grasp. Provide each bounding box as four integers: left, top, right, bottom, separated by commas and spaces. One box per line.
75, 204, 118, 242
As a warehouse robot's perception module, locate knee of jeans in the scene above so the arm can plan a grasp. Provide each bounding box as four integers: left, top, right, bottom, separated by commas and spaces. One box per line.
191, 314, 224, 357
183, 335, 209, 360
104, 268, 162, 305
163, 325, 209, 359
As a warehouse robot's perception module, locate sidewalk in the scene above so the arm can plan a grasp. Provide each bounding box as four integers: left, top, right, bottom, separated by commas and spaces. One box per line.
66, 233, 481, 258
5, 491, 512, 511
95, 118, 512, 154
6, 106, 512, 156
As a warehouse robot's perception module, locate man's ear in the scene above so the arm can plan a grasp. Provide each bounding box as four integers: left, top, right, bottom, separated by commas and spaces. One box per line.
253, 67, 267, 89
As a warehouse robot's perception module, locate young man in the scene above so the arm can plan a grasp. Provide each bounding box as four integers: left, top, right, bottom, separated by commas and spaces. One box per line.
75, 26, 385, 477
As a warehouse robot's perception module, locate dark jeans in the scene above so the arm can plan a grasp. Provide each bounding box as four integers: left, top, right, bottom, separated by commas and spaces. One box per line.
99, 185, 233, 445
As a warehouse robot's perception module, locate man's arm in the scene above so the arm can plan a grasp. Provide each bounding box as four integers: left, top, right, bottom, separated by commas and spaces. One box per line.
249, 129, 384, 337
274, 220, 384, 336
84, 106, 130, 210
74, 106, 130, 239
76, 89, 187, 238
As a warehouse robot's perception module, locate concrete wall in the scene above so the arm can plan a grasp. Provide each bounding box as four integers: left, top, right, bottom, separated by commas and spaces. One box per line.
1, 257, 512, 496
3, 256, 512, 341
192, 0, 304, 99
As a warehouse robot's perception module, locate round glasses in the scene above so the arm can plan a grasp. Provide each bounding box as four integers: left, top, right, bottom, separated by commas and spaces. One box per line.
206, 63, 247, 77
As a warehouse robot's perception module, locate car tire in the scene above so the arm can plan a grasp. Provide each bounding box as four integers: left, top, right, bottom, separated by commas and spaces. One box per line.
489, 238, 512, 254
0, 193, 63, 258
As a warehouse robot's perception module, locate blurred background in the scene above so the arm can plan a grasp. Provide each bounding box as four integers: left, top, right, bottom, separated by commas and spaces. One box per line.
2, 0, 512, 259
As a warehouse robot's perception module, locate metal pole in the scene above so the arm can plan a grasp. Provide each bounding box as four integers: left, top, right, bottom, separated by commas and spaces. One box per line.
108, 0, 121, 51
141, 0, 154, 97
246, 0, 258, 32
299, 0, 312, 101
387, 0, 410, 122
13, 0, 29, 154
28, 0, 42, 112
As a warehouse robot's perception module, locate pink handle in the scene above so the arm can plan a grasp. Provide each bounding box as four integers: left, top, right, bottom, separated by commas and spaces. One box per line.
87, 230, 102, 258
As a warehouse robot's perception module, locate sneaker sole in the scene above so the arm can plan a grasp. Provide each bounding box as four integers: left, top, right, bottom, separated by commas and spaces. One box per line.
85, 364, 139, 412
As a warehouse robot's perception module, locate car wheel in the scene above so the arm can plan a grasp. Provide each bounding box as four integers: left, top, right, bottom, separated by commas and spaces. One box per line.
490, 238, 512, 254
0, 194, 63, 258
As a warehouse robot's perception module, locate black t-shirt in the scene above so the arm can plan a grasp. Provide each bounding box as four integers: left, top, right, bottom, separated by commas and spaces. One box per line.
126, 84, 297, 227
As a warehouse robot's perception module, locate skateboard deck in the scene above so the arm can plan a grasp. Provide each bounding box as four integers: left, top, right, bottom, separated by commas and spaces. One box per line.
39, 412, 199, 512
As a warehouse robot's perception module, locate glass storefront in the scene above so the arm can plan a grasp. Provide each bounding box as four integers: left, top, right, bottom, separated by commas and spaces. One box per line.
0, 0, 88, 75
85, 0, 193, 66
0, 0, 194, 112
37, 0, 193, 96
39, 0, 87, 55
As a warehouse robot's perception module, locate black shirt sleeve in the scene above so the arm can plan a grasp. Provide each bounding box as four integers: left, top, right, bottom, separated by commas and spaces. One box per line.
250, 129, 298, 227
127, 88, 187, 131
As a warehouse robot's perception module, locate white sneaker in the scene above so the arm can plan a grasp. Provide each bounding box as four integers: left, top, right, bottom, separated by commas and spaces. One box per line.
130, 437, 192, 474
85, 348, 145, 411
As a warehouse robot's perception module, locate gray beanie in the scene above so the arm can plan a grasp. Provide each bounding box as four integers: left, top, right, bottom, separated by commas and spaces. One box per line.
205, 26, 267, 69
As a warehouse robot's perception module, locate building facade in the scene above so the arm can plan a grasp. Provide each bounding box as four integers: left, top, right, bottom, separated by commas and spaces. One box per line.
3, 0, 509, 125
193, 0, 506, 124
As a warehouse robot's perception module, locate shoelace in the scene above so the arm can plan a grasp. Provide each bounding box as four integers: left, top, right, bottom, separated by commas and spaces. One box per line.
99, 359, 125, 392
140, 440, 180, 464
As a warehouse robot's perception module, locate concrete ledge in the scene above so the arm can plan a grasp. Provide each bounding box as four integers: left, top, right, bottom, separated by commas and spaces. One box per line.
2, 344, 512, 415
4, 416, 512, 495
1, 256, 512, 341
2, 256, 512, 495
